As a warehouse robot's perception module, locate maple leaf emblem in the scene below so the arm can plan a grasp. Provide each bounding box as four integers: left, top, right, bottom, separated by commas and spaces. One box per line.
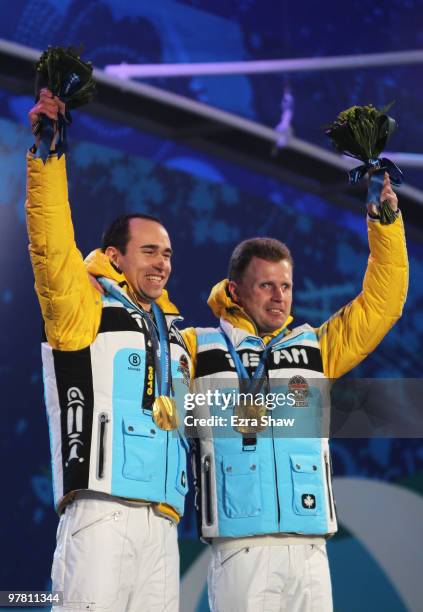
303, 494, 315, 508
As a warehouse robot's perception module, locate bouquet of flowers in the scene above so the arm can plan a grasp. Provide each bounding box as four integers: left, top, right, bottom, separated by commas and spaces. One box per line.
34, 46, 96, 160
326, 104, 403, 224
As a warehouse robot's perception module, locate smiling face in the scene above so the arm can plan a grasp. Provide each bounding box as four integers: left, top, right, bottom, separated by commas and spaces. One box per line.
228, 256, 293, 335
105, 218, 172, 310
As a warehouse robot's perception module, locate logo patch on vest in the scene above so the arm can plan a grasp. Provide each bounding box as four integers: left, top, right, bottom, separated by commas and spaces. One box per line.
65, 387, 85, 467
128, 353, 141, 367
288, 375, 310, 407
128, 352, 142, 371
177, 354, 190, 387
302, 493, 316, 509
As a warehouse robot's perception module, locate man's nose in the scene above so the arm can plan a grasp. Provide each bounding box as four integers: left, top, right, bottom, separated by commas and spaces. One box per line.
271, 287, 284, 301
153, 254, 168, 270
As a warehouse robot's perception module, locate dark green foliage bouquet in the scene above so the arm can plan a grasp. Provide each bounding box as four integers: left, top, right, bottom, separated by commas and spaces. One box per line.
34, 46, 96, 160
326, 104, 403, 224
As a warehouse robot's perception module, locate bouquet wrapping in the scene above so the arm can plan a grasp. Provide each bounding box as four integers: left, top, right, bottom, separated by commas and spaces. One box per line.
34, 46, 96, 161
326, 104, 403, 224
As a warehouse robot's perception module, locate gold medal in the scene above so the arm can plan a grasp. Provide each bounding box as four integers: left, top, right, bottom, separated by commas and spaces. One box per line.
153, 395, 179, 431
233, 401, 267, 434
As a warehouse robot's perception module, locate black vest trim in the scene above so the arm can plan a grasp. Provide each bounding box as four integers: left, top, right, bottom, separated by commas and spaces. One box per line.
98, 306, 144, 334
52, 347, 94, 495
196, 345, 324, 378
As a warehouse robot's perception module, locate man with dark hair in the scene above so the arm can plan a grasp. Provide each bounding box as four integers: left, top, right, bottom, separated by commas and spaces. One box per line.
182, 173, 408, 612
26, 90, 190, 611
101, 212, 163, 254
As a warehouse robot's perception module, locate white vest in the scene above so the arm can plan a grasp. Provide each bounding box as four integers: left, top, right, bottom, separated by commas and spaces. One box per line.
43, 288, 191, 514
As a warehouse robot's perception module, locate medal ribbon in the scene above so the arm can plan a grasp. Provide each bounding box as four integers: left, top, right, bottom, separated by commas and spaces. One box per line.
221, 327, 288, 396
97, 277, 172, 397
151, 303, 172, 397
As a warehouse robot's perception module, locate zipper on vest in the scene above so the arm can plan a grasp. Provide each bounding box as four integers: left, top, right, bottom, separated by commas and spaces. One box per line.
324, 452, 334, 521
97, 413, 109, 480
203, 456, 213, 526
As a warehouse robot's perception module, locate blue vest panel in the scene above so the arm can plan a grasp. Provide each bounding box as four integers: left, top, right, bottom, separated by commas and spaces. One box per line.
192, 323, 337, 539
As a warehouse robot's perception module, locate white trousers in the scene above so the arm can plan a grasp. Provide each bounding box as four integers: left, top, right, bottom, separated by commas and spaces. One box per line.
208, 542, 333, 612
51, 492, 179, 612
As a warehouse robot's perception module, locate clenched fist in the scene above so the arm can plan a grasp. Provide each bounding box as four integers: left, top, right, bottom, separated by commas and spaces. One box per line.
367, 172, 398, 218
28, 88, 66, 148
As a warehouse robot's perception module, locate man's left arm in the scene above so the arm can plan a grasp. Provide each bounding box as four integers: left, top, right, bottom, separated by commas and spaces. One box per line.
318, 184, 408, 379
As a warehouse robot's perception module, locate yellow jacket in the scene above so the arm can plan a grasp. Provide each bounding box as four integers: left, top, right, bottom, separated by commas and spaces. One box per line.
182, 215, 408, 378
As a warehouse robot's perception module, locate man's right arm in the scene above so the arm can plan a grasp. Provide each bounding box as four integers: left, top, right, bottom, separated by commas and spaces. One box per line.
26, 100, 101, 350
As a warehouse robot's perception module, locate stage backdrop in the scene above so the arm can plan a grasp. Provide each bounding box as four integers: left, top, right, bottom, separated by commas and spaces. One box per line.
0, 1, 422, 611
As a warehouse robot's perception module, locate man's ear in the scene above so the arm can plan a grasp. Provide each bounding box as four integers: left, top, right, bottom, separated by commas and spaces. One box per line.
104, 246, 122, 274
228, 280, 240, 304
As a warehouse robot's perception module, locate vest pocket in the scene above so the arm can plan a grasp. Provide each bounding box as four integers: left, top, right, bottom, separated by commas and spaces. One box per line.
122, 417, 163, 482
222, 454, 261, 518
290, 453, 322, 516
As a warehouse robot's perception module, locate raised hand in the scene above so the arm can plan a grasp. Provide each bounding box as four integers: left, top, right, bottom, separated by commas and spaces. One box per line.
367, 172, 398, 218
28, 88, 66, 148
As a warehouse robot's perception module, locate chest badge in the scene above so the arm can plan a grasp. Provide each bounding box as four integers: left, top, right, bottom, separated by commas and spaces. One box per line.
302, 493, 316, 509
288, 375, 310, 407
177, 354, 190, 386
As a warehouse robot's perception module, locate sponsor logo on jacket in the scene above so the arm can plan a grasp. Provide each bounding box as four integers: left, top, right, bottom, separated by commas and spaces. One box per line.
65, 387, 85, 466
